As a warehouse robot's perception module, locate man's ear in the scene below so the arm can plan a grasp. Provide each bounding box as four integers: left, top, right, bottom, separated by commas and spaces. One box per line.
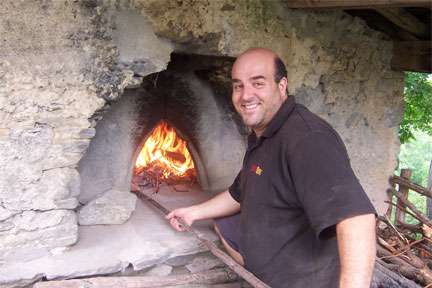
278, 77, 288, 99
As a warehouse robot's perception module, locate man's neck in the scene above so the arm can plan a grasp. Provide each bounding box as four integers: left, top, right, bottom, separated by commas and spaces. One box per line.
253, 128, 264, 138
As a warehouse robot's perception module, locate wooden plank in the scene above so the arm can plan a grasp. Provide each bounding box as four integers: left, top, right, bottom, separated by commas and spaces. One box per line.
395, 169, 412, 225
375, 8, 428, 37
286, 0, 432, 9
391, 41, 432, 72
33, 268, 239, 288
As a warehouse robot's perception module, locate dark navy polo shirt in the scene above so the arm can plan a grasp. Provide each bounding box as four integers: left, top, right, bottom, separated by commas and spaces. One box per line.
229, 96, 376, 288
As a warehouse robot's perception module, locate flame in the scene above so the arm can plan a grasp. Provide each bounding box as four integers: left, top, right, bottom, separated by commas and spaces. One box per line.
135, 121, 195, 180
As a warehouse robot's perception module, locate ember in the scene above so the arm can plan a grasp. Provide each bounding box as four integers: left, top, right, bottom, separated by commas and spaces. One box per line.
134, 121, 196, 189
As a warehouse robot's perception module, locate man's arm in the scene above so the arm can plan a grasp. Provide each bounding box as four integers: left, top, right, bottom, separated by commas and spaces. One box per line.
337, 213, 376, 288
166, 190, 240, 231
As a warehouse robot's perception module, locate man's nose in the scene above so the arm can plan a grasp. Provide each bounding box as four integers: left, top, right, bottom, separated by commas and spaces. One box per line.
240, 84, 254, 102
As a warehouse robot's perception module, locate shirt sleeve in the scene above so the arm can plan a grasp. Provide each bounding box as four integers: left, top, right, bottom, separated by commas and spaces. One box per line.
289, 131, 376, 239
228, 170, 242, 203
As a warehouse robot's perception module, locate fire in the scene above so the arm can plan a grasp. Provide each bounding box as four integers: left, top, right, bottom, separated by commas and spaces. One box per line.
135, 121, 195, 181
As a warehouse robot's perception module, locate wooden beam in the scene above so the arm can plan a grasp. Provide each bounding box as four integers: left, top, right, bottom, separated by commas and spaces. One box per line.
33, 269, 239, 288
345, 10, 420, 41
286, 0, 432, 9
375, 7, 428, 37
391, 41, 432, 72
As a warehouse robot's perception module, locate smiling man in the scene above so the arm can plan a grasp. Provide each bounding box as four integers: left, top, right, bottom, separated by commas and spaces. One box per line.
166, 48, 376, 288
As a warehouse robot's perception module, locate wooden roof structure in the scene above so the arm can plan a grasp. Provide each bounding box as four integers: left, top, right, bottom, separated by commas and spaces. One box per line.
286, 0, 432, 73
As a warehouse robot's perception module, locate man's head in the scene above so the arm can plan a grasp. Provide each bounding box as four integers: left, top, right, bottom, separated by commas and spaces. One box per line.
231, 48, 288, 137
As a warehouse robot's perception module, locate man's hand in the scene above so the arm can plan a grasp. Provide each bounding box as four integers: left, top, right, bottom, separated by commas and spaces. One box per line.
166, 206, 199, 231
165, 190, 240, 232
337, 213, 376, 288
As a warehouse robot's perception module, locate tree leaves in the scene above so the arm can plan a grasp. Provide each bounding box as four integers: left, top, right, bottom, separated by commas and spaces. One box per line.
399, 72, 432, 144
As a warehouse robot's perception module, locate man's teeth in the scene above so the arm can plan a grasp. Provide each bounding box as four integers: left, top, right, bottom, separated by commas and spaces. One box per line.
243, 103, 258, 110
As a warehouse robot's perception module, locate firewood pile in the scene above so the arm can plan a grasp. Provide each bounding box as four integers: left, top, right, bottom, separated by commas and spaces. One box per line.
377, 169, 432, 287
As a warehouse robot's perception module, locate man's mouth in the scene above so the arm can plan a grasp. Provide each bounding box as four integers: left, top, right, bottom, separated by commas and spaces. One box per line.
241, 103, 259, 112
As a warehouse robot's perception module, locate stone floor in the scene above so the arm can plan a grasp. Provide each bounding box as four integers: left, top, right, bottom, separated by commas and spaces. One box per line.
0, 185, 220, 287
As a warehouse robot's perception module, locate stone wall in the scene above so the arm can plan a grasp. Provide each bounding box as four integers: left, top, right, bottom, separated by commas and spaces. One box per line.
0, 0, 403, 266
0, 1, 106, 262
135, 0, 405, 213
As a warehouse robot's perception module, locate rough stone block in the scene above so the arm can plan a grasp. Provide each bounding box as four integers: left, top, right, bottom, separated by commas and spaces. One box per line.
185, 253, 224, 273
0, 128, 10, 139
0, 206, 16, 222
78, 128, 96, 139
78, 189, 137, 225
143, 264, 173, 277
0, 210, 78, 262
1, 168, 80, 211
165, 253, 199, 267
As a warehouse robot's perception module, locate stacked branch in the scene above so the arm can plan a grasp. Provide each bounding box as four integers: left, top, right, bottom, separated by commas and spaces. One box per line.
377, 171, 432, 287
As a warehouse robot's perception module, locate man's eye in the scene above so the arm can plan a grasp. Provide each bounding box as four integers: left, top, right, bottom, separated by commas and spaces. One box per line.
233, 84, 243, 91
253, 82, 264, 88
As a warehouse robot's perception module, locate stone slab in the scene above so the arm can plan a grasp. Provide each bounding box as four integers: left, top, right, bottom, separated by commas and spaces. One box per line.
78, 189, 137, 225
0, 185, 218, 286
142, 264, 173, 277
186, 254, 225, 273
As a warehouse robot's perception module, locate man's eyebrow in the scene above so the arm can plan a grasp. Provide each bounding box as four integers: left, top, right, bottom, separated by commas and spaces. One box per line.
250, 75, 266, 81
231, 76, 266, 83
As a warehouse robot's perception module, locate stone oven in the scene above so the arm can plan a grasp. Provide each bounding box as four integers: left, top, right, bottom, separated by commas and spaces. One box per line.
0, 0, 407, 286
78, 53, 246, 226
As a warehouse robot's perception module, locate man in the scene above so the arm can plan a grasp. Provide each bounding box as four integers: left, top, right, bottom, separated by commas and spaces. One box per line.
166, 48, 376, 288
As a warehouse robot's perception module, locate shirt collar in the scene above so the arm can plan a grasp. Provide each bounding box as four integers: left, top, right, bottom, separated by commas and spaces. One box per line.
247, 96, 296, 146
261, 95, 296, 138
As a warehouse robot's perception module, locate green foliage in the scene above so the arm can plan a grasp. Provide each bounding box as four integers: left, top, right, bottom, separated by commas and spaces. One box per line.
397, 130, 432, 187
405, 193, 426, 225
394, 72, 432, 225
395, 130, 432, 224
399, 72, 432, 144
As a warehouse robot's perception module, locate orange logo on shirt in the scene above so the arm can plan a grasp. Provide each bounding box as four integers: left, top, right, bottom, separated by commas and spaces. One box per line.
250, 164, 263, 176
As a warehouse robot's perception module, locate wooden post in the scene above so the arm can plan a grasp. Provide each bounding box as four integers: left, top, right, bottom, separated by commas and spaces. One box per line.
427, 160, 432, 219
396, 169, 412, 225
386, 178, 396, 219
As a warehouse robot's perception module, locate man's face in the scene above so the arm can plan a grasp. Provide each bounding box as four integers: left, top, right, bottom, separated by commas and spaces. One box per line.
231, 52, 287, 136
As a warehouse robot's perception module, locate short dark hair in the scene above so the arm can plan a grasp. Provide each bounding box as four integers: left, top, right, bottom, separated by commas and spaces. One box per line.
274, 57, 287, 83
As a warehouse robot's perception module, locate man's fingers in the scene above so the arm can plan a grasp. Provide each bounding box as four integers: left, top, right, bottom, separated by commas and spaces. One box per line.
166, 208, 192, 231
166, 211, 174, 219
169, 217, 184, 232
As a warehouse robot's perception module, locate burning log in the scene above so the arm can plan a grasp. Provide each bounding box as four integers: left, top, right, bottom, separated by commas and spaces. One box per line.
134, 121, 196, 188
132, 121, 197, 192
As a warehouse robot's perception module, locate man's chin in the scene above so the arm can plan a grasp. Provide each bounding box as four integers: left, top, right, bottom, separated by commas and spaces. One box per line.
242, 118, 261, 130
